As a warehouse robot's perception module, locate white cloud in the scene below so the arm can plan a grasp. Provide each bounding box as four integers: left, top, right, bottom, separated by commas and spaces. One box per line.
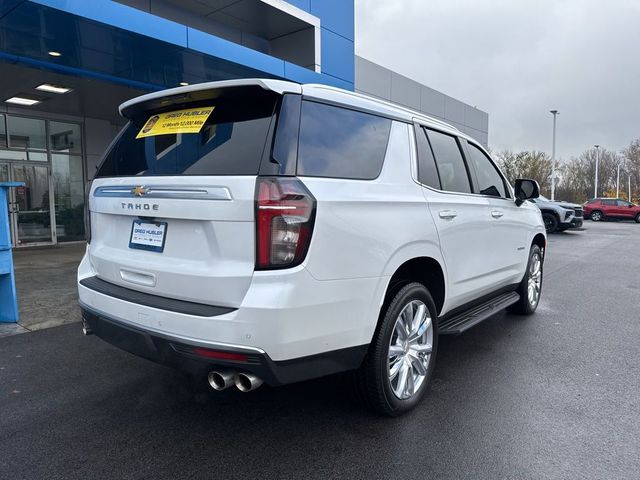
355, 0, 640, 160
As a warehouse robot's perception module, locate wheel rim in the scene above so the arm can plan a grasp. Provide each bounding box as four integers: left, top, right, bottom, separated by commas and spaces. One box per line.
543, 216, 555, 232
527, 253, 542, 307
592, 212, 601, 221
388, 300, 433, 400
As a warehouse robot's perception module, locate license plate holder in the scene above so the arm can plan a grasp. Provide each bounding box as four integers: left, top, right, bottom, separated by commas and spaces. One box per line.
129, 220, 167, 253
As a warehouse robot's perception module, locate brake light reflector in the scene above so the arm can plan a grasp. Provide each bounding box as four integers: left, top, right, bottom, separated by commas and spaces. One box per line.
255, 177, 316, 269
192, 348, 248, 362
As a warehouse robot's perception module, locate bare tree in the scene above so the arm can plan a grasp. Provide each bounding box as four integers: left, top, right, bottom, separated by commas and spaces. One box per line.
622, 139, 640, 202
495, 150, 552, 196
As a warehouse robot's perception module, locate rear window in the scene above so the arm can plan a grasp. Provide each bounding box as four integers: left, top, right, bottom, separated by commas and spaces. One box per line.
297, 101, 392, 179
96, 93, 277, 177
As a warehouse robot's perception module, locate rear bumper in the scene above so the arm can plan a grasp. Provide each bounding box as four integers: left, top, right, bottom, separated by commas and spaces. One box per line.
81, 304, 367, 386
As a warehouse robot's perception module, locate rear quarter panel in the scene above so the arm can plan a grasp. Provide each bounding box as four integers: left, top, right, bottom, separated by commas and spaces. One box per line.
300, 121, 445, 340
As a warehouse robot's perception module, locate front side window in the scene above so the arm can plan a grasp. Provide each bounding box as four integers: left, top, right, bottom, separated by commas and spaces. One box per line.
466, 143, 508, 198
617, 200, 633, 207
297, 101, 391, 180
425, 129, 471, 193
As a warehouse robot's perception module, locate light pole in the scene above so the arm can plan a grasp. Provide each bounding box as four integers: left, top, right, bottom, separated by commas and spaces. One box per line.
550, 110, 559, 200
616, 162, 620, 198
630, 175, 632, 202
594, 144, 600, 198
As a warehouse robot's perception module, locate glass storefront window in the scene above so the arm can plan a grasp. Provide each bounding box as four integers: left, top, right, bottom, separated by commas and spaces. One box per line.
50, 121, 82, 154
0, 115, 6, 148
3, 115, 86, 245
0, 150, 28, 161
8, 116, 47, 151
11, 164, 53, 245
52, 154, 85, 241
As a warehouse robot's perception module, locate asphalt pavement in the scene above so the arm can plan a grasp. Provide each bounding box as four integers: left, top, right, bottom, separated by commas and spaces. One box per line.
1, 221, 639, 479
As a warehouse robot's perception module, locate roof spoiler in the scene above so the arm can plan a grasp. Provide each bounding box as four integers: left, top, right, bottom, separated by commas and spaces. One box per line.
119, 78, 302, 119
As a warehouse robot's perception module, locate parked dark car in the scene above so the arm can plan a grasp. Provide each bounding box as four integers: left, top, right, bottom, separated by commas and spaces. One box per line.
584, 198, 640, 222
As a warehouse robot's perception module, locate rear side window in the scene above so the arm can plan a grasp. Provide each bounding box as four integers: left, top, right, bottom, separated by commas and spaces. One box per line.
414, 125, 441, 189
297, 101, 391, 179
425, 129, 471, 193
96, 93, 277, 177
466, 143, 508, 198
602, 199, 616, 206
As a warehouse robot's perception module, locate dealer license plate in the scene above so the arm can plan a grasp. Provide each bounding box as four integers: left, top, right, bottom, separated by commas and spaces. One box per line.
129, 220, 167, 253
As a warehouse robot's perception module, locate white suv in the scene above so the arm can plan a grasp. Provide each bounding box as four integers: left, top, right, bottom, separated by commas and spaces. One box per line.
78, 79, 546, 415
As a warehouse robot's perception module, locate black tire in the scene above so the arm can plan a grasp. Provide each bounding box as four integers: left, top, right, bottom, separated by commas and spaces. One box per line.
542, 213, 558, 233
591, 210, 603, 222
354, 282, 438, 416
635, 213, 640, 223
508, 244, 543, 315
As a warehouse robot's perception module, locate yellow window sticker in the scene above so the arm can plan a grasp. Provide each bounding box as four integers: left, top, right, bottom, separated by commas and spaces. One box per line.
136, 107, 215, 138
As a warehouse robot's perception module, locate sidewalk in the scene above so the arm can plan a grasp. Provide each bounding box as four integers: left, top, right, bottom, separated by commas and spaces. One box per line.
0, 243, 85, 336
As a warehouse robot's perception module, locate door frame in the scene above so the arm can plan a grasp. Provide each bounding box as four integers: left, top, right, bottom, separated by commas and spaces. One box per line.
0, 160, 56, 248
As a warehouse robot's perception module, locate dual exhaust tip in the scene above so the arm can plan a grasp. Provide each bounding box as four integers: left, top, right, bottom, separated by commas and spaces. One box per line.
208, 371, 263, 392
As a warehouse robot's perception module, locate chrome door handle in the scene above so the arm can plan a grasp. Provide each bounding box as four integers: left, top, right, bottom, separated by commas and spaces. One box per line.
491, 210, 504, 218
439, 210, 458, 220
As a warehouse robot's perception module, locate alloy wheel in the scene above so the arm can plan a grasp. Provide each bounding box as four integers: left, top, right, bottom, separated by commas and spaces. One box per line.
527, 252, 542, 307
388, 300, 433, 400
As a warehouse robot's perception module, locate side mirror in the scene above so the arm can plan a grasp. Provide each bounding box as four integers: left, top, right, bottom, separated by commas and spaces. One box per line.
514, 179, 540, 206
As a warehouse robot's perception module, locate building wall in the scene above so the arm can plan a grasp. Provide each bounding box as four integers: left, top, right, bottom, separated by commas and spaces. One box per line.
355, 57, 489, 146
18, 0, 355, 90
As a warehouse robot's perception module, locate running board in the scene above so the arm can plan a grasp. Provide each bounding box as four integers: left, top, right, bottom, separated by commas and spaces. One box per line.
438, 292, 520, 335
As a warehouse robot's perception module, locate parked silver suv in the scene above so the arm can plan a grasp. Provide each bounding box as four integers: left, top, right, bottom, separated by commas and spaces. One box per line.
531, 195, 583, 233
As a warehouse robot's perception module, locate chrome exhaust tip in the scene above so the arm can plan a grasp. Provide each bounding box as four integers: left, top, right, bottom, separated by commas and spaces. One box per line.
234, 372, 263, 392
207, 371, 235, 391
81, 319, 93, 336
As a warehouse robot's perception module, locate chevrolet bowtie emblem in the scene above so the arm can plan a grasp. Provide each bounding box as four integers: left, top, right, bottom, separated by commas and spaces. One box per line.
132, 186, 147, 197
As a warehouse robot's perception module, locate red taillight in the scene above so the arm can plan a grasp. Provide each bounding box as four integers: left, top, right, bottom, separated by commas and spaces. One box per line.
192, 348, 248, 362
255, 177, 316, 270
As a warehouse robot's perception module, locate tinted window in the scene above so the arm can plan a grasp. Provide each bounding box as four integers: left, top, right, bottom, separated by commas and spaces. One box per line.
8, 116, 47, 150
425, 129, 471, 193
96, 94, 276, 177
414, 125, 441, 189
0, 115, 6, 148
50, 121, 82, 154
602, 199, 616, 206
617, 200, 632, 207
297, 101, 391, 179
466, 143, 507, 198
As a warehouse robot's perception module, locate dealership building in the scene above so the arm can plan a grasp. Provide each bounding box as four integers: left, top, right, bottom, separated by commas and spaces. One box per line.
0, 0, 488, 247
